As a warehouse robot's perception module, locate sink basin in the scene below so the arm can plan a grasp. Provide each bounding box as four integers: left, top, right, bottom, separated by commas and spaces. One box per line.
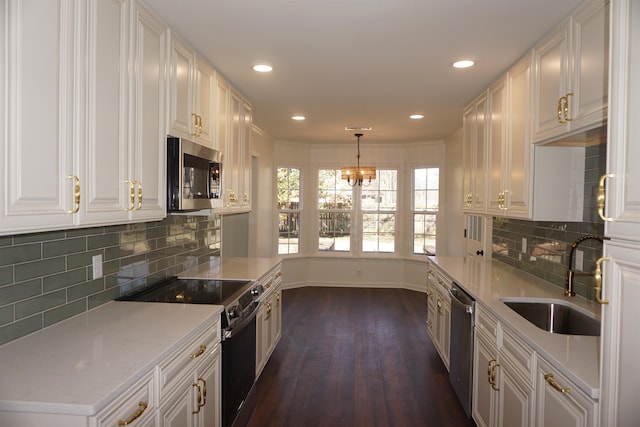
501, 298, 600, 336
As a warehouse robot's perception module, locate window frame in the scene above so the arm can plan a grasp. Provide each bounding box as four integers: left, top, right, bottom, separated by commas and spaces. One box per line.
411, 166, 440, 256
276, 166, 301, 255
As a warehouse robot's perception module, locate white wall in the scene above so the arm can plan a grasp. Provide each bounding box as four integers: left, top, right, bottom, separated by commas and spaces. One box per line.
248, 125, 277, 257
443, 128, 465, 256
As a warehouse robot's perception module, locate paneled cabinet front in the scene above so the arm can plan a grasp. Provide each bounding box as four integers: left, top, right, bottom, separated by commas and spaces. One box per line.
167, 31, 216, 149
0, 0, 166, 236
472, 304, 535, 427
426, 264, 451, 370
216, 75, 253, 212
532, 0, 609, 144
256, 266, 283, 378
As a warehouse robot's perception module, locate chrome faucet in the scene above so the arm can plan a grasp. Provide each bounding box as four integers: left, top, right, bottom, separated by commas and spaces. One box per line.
565, 234, 604, 297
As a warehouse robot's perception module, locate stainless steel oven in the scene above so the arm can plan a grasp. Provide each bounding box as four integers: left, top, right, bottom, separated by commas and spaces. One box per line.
117, 276, 263, 427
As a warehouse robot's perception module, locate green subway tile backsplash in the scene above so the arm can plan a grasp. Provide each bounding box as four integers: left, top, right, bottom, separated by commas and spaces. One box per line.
0, 214, 221, 346
492, 143, 606, 300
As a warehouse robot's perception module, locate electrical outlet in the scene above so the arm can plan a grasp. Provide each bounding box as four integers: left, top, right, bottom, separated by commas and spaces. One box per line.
522, 237, 527, 253
92, 254, 103, 279
575, 250, 584, 271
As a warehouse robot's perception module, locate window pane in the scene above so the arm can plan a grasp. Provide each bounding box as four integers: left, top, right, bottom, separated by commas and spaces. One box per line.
319, 212, 351, 251
363, 213, 395, 253
277, 167, 301, 254
413, 213, 436, 255
278, 212, 299, 255
413, 167, 439, 211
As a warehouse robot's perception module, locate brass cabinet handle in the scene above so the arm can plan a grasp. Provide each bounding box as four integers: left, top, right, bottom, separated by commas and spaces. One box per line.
118, 401, 148, 425
135, 180, 143, 210
594, 257, 610, 305
264, 279, 273, 289
487, 359, 496, 383
191, 113, 202, 137
564, 93, 573, 122
265, 302, 272, 320
436, 299, 443, 314
597, 174, 614, 221
67, 175, 80, 214
125, 180, 135, 211
190, 344, 207, 359
192, 382, 202, 414
198, 377, 207, 408
544, 373, 571, 394
557, 97, 564, 123
491, 363, 501, 391
275, 271, 282, 279
276, 292, 281, 306
426, 319, 432, 328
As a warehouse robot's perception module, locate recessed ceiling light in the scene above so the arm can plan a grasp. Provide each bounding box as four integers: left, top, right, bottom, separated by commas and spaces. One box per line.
291, 115, 305, 121
252, 64, 273, 72
410, 114, 424, 120
453, 60, 475, 69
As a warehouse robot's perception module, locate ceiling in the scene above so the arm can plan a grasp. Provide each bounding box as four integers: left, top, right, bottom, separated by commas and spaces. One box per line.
144, 0, 585, 144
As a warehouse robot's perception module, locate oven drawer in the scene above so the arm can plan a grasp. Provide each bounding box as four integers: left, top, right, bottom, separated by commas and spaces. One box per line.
158, 317, 221, 402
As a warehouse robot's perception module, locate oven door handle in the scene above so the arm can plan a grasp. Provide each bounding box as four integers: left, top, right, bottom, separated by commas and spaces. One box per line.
223, 301, 260, 340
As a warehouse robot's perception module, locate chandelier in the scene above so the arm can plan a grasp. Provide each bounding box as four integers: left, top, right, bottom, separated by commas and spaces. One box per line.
340, 133, 376, 186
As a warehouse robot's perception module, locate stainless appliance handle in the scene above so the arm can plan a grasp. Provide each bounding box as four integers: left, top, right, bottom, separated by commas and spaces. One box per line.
448, 287, 474, 315
224, 301, 260, 340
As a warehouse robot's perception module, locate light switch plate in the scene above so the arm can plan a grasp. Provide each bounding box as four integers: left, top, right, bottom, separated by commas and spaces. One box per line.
92, 254, 103, 279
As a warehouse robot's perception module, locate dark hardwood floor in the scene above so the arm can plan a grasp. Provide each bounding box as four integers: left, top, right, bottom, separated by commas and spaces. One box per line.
246, 287, 476, 427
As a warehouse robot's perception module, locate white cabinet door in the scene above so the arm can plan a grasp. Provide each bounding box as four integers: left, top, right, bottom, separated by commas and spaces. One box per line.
79, 0, 130, 225
532, 19, 571, 142
602, 0, 640, 241
472, 329, 498, 427
194, 56, 216, 149
129, 0, 166, 221
533, 0, 609, 144
569, 0, 609, 130
504, 54, 532, 219
462, 94, 487, 214
497, 358, 534, 427
167, 31, 194, 140
487, 75, 507, 216
535, 357, 597, 427
1, 0, 76, 233
600, 239, 640, 426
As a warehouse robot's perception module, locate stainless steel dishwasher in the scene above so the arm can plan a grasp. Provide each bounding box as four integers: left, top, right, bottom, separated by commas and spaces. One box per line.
448, 282, 475, 418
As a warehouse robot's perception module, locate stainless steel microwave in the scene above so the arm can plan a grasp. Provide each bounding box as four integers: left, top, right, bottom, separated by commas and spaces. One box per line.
167, 136, 221, 212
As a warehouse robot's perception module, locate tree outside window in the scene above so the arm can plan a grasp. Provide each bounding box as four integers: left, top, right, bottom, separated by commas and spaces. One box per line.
317, 169, 352, 251
277, 167, 300, 254
413, 167, 439, 255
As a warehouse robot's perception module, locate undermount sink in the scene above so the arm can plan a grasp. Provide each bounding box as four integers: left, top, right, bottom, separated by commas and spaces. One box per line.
501, 298, 600, 336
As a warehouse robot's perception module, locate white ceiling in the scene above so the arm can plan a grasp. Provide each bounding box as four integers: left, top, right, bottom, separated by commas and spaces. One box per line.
143, 0, 585, 144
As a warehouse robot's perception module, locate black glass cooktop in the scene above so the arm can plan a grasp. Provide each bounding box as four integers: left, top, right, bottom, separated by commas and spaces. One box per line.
117, 277, 252, 306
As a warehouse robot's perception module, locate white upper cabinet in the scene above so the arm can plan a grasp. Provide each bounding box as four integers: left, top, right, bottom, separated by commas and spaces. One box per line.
167, 31, 216, 149
0, 0, 166, 236
462, 93, 488, 214
79, 0, 131, 225
532, 0, 609, 144
128, 0, 167, 221
601, 0, 640, 241
1, 0, 77, 233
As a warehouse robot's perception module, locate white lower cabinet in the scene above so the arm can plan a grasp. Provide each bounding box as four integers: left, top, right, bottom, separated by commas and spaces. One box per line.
426, 264, 451, 370
472, 302, 598, 427
159, 344, 221, 427
473, 305, 534, 427
535, 356, 597, 427
256, 266, 283, 378
92, 372, 157, 427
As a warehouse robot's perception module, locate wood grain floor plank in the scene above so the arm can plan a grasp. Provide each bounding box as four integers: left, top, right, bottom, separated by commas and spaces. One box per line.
246, 287, 475, 427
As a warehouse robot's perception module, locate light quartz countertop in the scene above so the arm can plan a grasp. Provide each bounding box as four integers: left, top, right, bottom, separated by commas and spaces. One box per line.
0, 301, 222, 416
430, 256, 601, 399
179, 256, 282, 281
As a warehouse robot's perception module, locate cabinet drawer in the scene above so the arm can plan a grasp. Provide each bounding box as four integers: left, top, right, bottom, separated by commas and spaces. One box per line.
475, 304, 499, 342
92, 371, 155, 427
501, 325, 536, 385
158, 319, 220, 401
